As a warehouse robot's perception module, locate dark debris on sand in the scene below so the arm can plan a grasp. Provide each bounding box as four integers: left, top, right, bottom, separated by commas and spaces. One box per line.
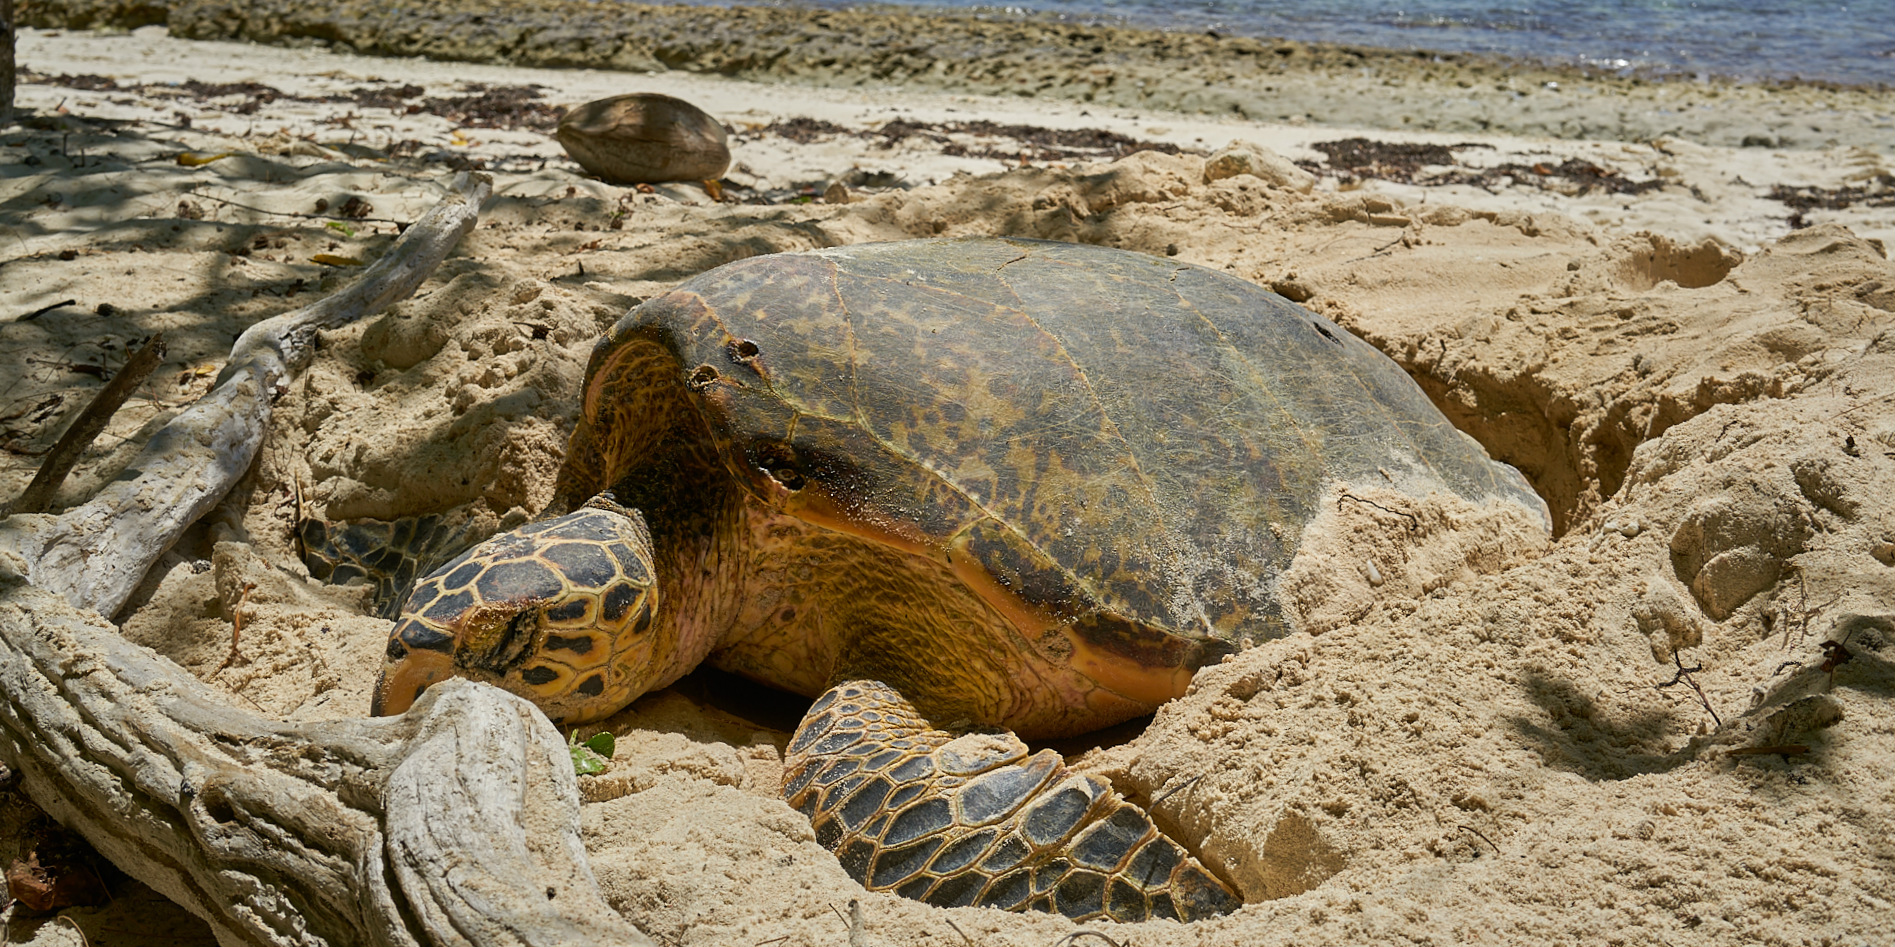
22, 71, 564, 131
1307, 138, 1466, 179
1305, 137, 1667, 197
22, 71, 122, 92
416, 83, 565, 131
23, 71, 293, 114
882, 119, 1190, 163
1769, 176, 1895, 229
757, 117, 852, 144
749, 116, 1191, 164
342, 83, 430, 113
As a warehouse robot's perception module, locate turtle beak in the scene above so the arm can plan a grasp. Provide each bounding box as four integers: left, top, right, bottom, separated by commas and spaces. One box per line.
372, 649, 454, 716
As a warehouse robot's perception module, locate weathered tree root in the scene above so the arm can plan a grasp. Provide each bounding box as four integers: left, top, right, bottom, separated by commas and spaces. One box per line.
0, 583, 649, 946
5, 171, 493, 618
8, 332, 168, 517
0, 171, 654, 946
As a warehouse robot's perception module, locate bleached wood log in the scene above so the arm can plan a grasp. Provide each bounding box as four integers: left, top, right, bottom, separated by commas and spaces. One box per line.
0, 579, 650, 947
3, 171, 492, 618
0, 172, 655, 947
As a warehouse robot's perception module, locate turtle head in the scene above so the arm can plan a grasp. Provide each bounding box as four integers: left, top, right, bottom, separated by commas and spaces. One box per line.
372, 495, 662, 723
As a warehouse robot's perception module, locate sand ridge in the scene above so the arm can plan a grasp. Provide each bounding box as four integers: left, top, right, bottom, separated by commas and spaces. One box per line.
2, 19, 1893, 947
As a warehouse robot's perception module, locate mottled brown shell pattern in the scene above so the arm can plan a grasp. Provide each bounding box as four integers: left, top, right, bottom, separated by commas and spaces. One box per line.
379, 502, 657, 722
590, 237, 1544, 694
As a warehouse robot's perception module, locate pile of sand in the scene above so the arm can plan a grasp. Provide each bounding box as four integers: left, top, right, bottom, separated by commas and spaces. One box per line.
2, 20, 1891, 947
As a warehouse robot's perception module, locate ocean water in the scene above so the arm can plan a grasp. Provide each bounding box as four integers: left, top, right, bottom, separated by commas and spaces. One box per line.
815, 0, 1895, 86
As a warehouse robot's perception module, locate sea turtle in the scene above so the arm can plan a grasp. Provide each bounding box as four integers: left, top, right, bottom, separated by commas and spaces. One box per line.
342, 236, 1547, 922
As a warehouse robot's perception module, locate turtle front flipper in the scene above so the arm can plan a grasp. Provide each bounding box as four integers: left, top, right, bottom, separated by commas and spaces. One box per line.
784, 680, 1241, 922
301, 512, 483, 618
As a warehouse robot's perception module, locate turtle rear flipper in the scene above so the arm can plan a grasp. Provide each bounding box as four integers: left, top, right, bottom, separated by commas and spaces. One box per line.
784, 680, 1241, 922
301, 512, 484, 618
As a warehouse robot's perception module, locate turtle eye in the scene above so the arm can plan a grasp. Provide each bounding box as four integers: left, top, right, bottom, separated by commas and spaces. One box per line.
755, 442, 804, 491
768, 465, 805, 491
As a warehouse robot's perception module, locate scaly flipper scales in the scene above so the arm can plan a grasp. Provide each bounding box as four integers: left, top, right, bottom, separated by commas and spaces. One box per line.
301, 512, 483, 618
784, 680, 1241, 922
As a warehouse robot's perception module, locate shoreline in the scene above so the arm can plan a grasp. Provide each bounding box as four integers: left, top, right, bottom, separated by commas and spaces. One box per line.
20, 0, 1895, 151
810, 0, 1895, 90
13, 25, 1895, 254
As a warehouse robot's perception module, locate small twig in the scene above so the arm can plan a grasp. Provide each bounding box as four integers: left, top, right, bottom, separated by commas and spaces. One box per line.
1656, 648, 1721, 728
1454, 824, 1500, 855
1826, 390, 1895, 420
1726, 745, 1809, 758
1052, 932, 1126, 947
1338, 491, 1419, 532
1779, 566, 1810, 650
752, 937, 791, 947
291, 478, 309, 560
943, 917, 976, 947
8, 333, 167, 516
1819, 638, 1855, 688
1657, 655, 1703, 688
79, 853, 114, 908
187, 187, 410, 226
54, 916, 94, 947
1345, 233, 1407, 262
216, 582, 257, 673
1151, 773, 1206, 808
24, 354, 108, 379
1820, 639, 1855, 670
17, 299, 77, 322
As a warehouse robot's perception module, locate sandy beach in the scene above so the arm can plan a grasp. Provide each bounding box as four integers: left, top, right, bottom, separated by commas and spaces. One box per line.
2, 3, 1893, 944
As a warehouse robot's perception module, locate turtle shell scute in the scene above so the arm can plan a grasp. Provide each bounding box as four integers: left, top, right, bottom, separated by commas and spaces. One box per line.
473, 557, 562, 604
539, 541, 620, 589
423, 589, 477, 625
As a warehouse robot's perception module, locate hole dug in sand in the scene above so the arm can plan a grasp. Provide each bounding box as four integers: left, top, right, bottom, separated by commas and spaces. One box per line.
1380, 226, 1894, 539
1608, 232, 1741, 291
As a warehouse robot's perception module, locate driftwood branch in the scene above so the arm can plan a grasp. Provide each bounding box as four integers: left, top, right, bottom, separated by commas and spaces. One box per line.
0, 171, 656, 946
2, 171, 489, 618
9, 332, 168, 516
0, 579, 650, 947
